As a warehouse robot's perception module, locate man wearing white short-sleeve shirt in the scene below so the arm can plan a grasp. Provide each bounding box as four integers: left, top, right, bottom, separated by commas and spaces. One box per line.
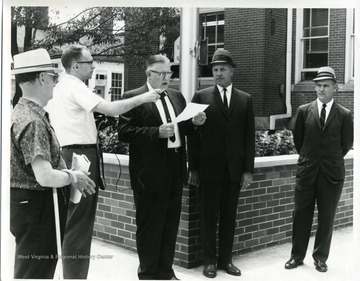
47, 45, 159, 279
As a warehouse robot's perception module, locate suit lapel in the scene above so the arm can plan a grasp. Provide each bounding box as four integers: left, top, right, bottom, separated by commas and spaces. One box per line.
212, 86, 228, 117
141, 85, 163, 124
166, 91, 181, 117
310, 101, 322, 130
323, 102, 338, 131
227, 89, 238, 116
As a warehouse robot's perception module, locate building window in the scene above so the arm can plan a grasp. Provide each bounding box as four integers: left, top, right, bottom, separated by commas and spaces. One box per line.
301, 8, 329, 81
111, 72, 123, 101
200, 12, 225, 77
96, 74, 107, 80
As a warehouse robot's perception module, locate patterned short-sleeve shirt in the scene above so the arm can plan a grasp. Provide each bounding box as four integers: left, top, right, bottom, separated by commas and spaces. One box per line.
11, 98, 67, 190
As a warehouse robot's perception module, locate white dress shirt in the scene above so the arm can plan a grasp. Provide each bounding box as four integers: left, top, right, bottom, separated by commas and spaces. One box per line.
46, 73, 104, 146
316, 98, 334, 123
148, 83, 181, 148
217, 84, 232, 108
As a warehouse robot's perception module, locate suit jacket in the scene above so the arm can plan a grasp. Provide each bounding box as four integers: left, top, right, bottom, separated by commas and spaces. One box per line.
292, 100, 353, 186
117, 84, 194, 193
188, 85, 255, 183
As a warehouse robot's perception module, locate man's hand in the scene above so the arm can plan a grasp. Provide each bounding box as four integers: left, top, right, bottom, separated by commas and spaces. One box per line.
72, 171, 96, 198
159, 123, 175, 138
192, 112, 206, 126
240, 172, 253, 190
140, 89, 161, 103
188, 170, 200, 187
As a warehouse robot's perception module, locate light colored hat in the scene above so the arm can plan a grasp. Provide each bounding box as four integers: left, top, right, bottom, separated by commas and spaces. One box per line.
313, 66, 337, 82
12, 48, 62, 75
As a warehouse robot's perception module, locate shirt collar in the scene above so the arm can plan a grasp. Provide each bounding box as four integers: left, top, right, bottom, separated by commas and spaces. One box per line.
317, 98, 334, 109
147, 82, 168, 97
217, 84, 232, 94
19, 97, 47, 117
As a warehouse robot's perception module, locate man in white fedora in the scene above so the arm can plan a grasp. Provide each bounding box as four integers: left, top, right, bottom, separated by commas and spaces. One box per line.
10, 48, 96, 279
285, 66, 353, 273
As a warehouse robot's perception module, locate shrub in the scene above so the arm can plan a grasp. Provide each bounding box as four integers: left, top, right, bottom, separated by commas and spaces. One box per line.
99, 124, 297, 157
255, 129, 297, 157
99, 125, 129, 154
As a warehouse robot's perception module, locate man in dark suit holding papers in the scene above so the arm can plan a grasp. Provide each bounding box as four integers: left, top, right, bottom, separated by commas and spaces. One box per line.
118, 54, 206, 280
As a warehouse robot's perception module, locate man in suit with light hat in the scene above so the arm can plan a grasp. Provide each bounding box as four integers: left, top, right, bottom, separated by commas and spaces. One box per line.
188, 49, 255, 278
284, 66, 353, 273
10, 48, 95, 279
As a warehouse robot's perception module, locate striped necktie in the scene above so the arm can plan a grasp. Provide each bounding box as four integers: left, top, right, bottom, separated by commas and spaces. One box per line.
320, 103, 326, 129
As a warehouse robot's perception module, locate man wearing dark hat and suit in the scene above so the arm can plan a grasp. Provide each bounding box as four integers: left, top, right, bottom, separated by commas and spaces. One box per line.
284, 66, 353, 273
188, 49, 255, 278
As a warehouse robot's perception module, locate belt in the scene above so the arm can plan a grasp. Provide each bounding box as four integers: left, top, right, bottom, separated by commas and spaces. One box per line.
62, 144, 97, 150
168, 147, 182, 153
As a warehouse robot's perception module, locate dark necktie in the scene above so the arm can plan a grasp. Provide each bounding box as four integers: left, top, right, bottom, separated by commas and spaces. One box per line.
320, 103, 326, 129
160, 91, 176, 142
223, 88, 229, 110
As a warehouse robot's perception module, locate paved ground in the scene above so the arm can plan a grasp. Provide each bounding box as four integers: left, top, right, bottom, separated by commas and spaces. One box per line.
5, 226, 358, 280
83, 226, 358, 281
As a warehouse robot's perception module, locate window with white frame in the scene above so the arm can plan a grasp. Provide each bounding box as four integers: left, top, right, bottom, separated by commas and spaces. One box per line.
111, 72, 123, 101
301, 8, 329, 81
200, 12, 225, 77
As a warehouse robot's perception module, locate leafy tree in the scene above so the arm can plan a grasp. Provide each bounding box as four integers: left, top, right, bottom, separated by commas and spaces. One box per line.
29, 7, 180, 65
11, 6, 180, 105
11, 6, 49, 56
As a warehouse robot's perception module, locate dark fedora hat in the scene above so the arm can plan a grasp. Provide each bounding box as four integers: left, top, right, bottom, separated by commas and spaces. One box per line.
209, 49, 236, 68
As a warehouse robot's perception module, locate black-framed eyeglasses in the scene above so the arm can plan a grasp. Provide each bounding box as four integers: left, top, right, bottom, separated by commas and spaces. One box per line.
74, 60, 94, 65
148, 70, 173, 78
45, 72, 59, 84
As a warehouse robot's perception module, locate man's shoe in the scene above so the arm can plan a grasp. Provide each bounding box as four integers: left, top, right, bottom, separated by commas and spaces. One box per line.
284, 258, 304, 269
314, 260, 327, 272
203, 264, 217, 278
217, 263, 241, 276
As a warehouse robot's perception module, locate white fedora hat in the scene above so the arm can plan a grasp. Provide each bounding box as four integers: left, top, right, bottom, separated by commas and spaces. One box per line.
12, 48, 62, 75
313, 66, 337, 82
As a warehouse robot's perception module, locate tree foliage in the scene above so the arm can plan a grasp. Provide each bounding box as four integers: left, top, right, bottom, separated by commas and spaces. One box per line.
11, 6, 50, 56
25, 6, 180, 65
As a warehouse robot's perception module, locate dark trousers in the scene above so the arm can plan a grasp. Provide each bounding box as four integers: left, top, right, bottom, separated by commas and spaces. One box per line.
10, 187, 68, 279
61, 146, 100, 279
133, 150, 183, 280
199, 168, 241, 265
291, 167, 344, 262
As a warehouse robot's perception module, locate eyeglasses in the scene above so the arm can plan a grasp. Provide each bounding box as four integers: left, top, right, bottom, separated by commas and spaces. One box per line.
74, 60, 94, 65
148, 70, 173, 78
45, 72, 59, 84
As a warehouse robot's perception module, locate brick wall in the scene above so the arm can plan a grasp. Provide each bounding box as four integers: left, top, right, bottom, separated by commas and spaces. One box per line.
329, 9, 347, 84
225, 9, 288, 117
93, 152, 354, 268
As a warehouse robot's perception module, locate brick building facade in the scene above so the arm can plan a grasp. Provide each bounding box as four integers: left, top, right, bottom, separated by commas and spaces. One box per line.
125, 8, 355, 127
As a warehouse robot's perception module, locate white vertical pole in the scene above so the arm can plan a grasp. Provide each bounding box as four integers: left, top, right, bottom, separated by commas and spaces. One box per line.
180, 8, 199, 103
53, 188, 63, 279
353, 7, 360, 259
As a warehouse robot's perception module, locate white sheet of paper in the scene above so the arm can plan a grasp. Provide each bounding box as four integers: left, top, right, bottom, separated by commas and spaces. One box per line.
174, 103, 209, 123
70, 153, 91, 204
